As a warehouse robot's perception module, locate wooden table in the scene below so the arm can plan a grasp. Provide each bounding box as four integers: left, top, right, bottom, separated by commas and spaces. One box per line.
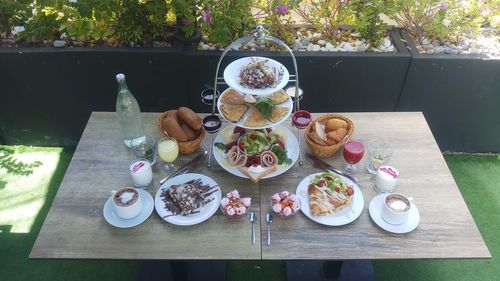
30, 112, 491, 260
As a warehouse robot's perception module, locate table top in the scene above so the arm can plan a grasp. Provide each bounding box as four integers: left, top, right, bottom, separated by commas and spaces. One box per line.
30, 112, 491, 260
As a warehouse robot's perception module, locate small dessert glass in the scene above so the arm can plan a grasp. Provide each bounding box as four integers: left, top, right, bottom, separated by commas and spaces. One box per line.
220, 204, 249, 217
131, 136, 157, 166
365, 138, 393, 175
271, 192, 300, 219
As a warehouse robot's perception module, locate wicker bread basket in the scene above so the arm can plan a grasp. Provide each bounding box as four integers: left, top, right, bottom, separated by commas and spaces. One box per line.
157, 111, 205, 155
305, 114, 354, 158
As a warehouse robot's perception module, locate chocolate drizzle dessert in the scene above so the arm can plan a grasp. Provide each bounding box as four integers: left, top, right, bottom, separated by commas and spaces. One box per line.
160, 179, 218, 217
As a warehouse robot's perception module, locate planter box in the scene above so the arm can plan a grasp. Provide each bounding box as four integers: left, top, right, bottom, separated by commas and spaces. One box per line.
397, 30, 500, 152
186, 29, 410, 114
0, 30, 410, 147
0, 47, 186, 147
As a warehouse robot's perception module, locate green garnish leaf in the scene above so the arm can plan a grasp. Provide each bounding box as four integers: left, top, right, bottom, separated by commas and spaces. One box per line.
214, 142, 228, 153
271, 145, 291, 165
255, 97, 274, 120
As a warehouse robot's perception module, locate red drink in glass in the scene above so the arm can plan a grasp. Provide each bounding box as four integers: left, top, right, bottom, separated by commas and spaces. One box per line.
343, 140, 364, 173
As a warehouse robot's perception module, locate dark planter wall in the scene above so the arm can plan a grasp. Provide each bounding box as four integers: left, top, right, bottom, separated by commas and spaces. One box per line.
187, 29, 410, 114
0, 47, 187, 147
397, 30, 500, 152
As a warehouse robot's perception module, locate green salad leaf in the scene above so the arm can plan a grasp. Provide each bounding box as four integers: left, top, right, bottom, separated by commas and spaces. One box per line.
241, 131, 270, 155
312, 172, 348, 193
255, 97, 274, 120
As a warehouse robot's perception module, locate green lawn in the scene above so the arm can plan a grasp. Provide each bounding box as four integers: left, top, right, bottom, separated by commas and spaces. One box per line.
0, 146, 498, 281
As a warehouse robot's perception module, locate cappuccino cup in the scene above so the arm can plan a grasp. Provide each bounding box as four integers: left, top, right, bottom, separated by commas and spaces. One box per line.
111, 187, 143, 219
380, 193, 413, 225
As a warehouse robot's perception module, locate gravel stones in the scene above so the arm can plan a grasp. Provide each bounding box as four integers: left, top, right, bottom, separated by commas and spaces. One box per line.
416, 28, 500, 58
197, 28, 396, 53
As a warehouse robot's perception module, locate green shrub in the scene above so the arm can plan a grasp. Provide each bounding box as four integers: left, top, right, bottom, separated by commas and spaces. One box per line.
295, 0, 356, 40
388, 0, 482, 44
64, 0, 117, 42
0, 0, 32, 38
199, 0, 255, 46
172, 0, 201, 38
255, 0, 301, 46
115, 0, 169, 44
351, 0, 392, 47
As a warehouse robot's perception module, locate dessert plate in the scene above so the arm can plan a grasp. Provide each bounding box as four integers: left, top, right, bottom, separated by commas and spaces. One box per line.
223, 56, 290, 96
155, 173, 222, 226
296, 173, 364, 226
212, 125, 299, 180
217, 88, 293, 130
103, 189, 154, 228
368, 194, 420, 234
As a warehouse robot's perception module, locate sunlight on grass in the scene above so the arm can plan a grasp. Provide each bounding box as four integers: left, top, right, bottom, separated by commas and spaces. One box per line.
0, 146, 61, 233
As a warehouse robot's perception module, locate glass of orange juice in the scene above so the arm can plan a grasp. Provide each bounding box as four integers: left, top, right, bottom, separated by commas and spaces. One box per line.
158, 137, 179, 172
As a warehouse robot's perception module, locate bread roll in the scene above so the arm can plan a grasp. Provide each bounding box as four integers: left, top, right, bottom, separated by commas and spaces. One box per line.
325, 118, 347, 132
314, 122, 327, 141
178, 107, 202, 130
162, 117, 189, 141
167, 110, 178, 122
309, 131, 327, 146
327, 127, 347, 142
181, 123, 197, 141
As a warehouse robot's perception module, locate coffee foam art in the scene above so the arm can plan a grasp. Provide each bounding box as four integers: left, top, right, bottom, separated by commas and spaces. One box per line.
119, 191, 136, 204
386, 194, 410, 213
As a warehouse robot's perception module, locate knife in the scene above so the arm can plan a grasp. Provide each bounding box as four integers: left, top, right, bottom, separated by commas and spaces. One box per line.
159, 150, 208, 186
305, 153, 360, 186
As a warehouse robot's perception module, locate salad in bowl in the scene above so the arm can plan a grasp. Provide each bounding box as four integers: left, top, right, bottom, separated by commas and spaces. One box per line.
214, 126, 296, 183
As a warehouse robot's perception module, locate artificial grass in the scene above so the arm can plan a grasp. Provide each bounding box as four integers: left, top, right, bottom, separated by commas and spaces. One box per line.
1, 147, 498, 281
0, 146, 138, 281
373, 154, 500, 281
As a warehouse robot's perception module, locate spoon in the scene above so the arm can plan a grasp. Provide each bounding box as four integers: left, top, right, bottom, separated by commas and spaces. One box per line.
249, 213, 256, 245
266, 213, 273, 246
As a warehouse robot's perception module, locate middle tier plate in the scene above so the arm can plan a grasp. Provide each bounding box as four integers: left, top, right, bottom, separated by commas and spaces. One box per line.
212, 125, 299, 181
217, 88, 293, 130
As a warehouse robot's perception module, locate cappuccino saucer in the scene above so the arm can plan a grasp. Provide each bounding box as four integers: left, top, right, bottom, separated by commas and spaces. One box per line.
103, 189, 154, 228
368, 194, 420, 234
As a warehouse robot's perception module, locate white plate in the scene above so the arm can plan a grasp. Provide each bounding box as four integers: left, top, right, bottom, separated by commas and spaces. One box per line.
212, 125, 299, 180
296, 172, 364, 226
368, 194, 420, 234
155, 173, 222, 226
223, 56, 290, 96
103, 189, 154, 228
217, 88, 293, 130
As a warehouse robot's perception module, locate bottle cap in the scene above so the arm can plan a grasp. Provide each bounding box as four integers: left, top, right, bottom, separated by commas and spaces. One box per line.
116, 73, 125, 81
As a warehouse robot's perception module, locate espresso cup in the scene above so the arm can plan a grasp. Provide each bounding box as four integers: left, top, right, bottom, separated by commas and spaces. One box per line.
111, 187, 143, 219
380, 193, 413, 225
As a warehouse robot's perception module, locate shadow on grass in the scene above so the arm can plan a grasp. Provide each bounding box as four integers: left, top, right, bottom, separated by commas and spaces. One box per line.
0, 147, 137, 281
0, 146, 42, 176
0, 181, 6, 190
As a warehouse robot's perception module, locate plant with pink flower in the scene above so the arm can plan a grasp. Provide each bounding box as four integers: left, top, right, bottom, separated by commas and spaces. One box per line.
439, 3, 448, 11
271, 190, 300, 218
221, 189, 251, 217
275, 5, 289, 15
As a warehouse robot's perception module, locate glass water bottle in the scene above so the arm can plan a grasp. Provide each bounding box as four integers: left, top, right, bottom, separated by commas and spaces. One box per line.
115, 73, 145, 148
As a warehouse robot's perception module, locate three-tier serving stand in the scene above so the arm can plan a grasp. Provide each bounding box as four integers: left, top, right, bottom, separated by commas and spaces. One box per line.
203, 25, 306, 168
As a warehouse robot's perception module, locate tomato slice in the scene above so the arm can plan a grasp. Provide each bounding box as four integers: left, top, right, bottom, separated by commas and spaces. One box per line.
346, 187, 354, 196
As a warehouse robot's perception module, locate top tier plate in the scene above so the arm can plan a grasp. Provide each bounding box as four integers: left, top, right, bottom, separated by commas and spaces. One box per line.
223, 56, 290, 96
